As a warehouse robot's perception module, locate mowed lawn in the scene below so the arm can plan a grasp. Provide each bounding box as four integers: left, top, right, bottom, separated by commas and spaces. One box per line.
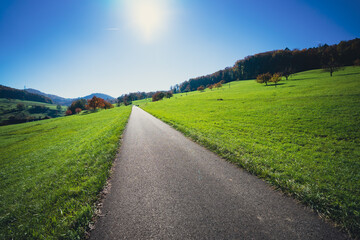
141, 66, 360, 237
0, 106, 131, 239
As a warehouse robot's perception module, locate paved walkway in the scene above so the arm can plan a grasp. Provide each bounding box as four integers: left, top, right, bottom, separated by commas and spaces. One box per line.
89, 106, 347, 239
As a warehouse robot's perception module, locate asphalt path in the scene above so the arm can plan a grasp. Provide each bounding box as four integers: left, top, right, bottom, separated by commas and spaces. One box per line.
89, 106, 347, 240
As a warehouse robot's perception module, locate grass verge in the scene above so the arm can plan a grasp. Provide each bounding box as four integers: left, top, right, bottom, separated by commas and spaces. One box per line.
0, 106, 131, 239
140, 67, 360, 238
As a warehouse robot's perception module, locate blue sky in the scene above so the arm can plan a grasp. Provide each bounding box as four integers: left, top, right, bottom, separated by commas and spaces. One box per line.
0, 0, 359, 98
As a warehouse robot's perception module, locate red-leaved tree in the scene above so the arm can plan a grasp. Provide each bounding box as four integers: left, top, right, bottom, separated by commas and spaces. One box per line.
86, 96, 113, 110
65, 110, 72, 116
75, 108, 82, 114
86, 96, 105, 110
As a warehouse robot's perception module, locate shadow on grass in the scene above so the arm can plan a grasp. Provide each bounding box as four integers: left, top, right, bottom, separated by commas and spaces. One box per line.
264, 83, 285, 87
333, 72, 360, 77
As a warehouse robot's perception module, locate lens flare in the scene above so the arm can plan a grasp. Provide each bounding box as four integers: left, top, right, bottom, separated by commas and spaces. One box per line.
124, 0, 170, 42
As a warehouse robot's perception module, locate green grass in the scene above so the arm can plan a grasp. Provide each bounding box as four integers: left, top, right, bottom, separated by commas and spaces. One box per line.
0, 106, 132, 239
140, 66, 360, 237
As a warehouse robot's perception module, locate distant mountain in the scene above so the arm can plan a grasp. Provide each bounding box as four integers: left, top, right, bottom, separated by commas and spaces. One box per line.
0, 85, 53, 104
24, 88, 115, 106
82, 93, 115, 101
25, 88, 73, 106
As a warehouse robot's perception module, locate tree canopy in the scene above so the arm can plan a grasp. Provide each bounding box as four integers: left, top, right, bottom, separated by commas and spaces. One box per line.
176, 38, 360, 92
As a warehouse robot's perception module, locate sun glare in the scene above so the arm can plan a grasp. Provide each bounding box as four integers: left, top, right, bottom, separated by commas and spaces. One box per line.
124, 0, 170, 43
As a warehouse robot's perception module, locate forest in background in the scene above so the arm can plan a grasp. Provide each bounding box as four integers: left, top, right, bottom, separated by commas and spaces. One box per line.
0, 85, 53, 104
174, 38, 360, 93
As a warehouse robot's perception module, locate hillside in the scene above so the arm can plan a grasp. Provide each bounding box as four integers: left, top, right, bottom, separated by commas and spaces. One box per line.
0, 85, 53, 104
0, 105, 132, 239
0, 98, 67, 126
25, 88, 115, 105
177, 38, 360, 93
25, 88, 74, 106
140, 66, 360, 237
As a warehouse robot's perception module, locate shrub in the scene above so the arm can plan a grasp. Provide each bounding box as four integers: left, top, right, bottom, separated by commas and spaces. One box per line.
16, 103, 25, 111
165, 91, 173, 98
65, 110, 72, 116
29, 105, 49, 114
214, 82, 222, 89
152, 92, 165, 102
69, 99, 87, 113
104, 101, 114, 109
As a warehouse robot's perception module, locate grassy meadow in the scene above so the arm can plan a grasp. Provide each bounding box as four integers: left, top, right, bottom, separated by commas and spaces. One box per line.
140, 66, 360, 237
0, 106, 131, 239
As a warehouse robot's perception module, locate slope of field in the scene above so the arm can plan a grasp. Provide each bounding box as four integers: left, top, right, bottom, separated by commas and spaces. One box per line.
0, 106, 132, 239
141, 66, 360, 237
0, 98, 67, 125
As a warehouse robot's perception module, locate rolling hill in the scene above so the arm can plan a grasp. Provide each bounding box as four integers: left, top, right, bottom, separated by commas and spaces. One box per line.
25, 88, 115, 106
140, 66, 360, 237
0, 85, 53, 104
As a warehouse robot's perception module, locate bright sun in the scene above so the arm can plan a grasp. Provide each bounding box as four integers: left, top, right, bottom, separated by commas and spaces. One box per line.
124, 0, 170, 42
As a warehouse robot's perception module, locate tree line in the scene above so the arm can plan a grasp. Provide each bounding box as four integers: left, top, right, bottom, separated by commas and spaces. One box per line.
0, 85, 53, 104
176, 38, 360, 92
116, 92, 154, 106
116, 91, 173, 105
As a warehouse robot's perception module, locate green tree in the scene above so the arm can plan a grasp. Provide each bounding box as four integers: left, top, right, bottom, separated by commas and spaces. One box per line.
281, 67, 294, 80
68, 99, 87, 113
16, 103, 25, 111
322, 46, 342, 77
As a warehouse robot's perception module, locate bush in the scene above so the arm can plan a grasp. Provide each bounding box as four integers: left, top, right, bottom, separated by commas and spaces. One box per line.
152, 92, 165, 102
214, 82, 222, 89
165, 91, 173, 98
69, 99, 87, 114
29, 105, 49, 114
16, 103, 25, 111
104, 101, 114, 109
65, 110, 72, 116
